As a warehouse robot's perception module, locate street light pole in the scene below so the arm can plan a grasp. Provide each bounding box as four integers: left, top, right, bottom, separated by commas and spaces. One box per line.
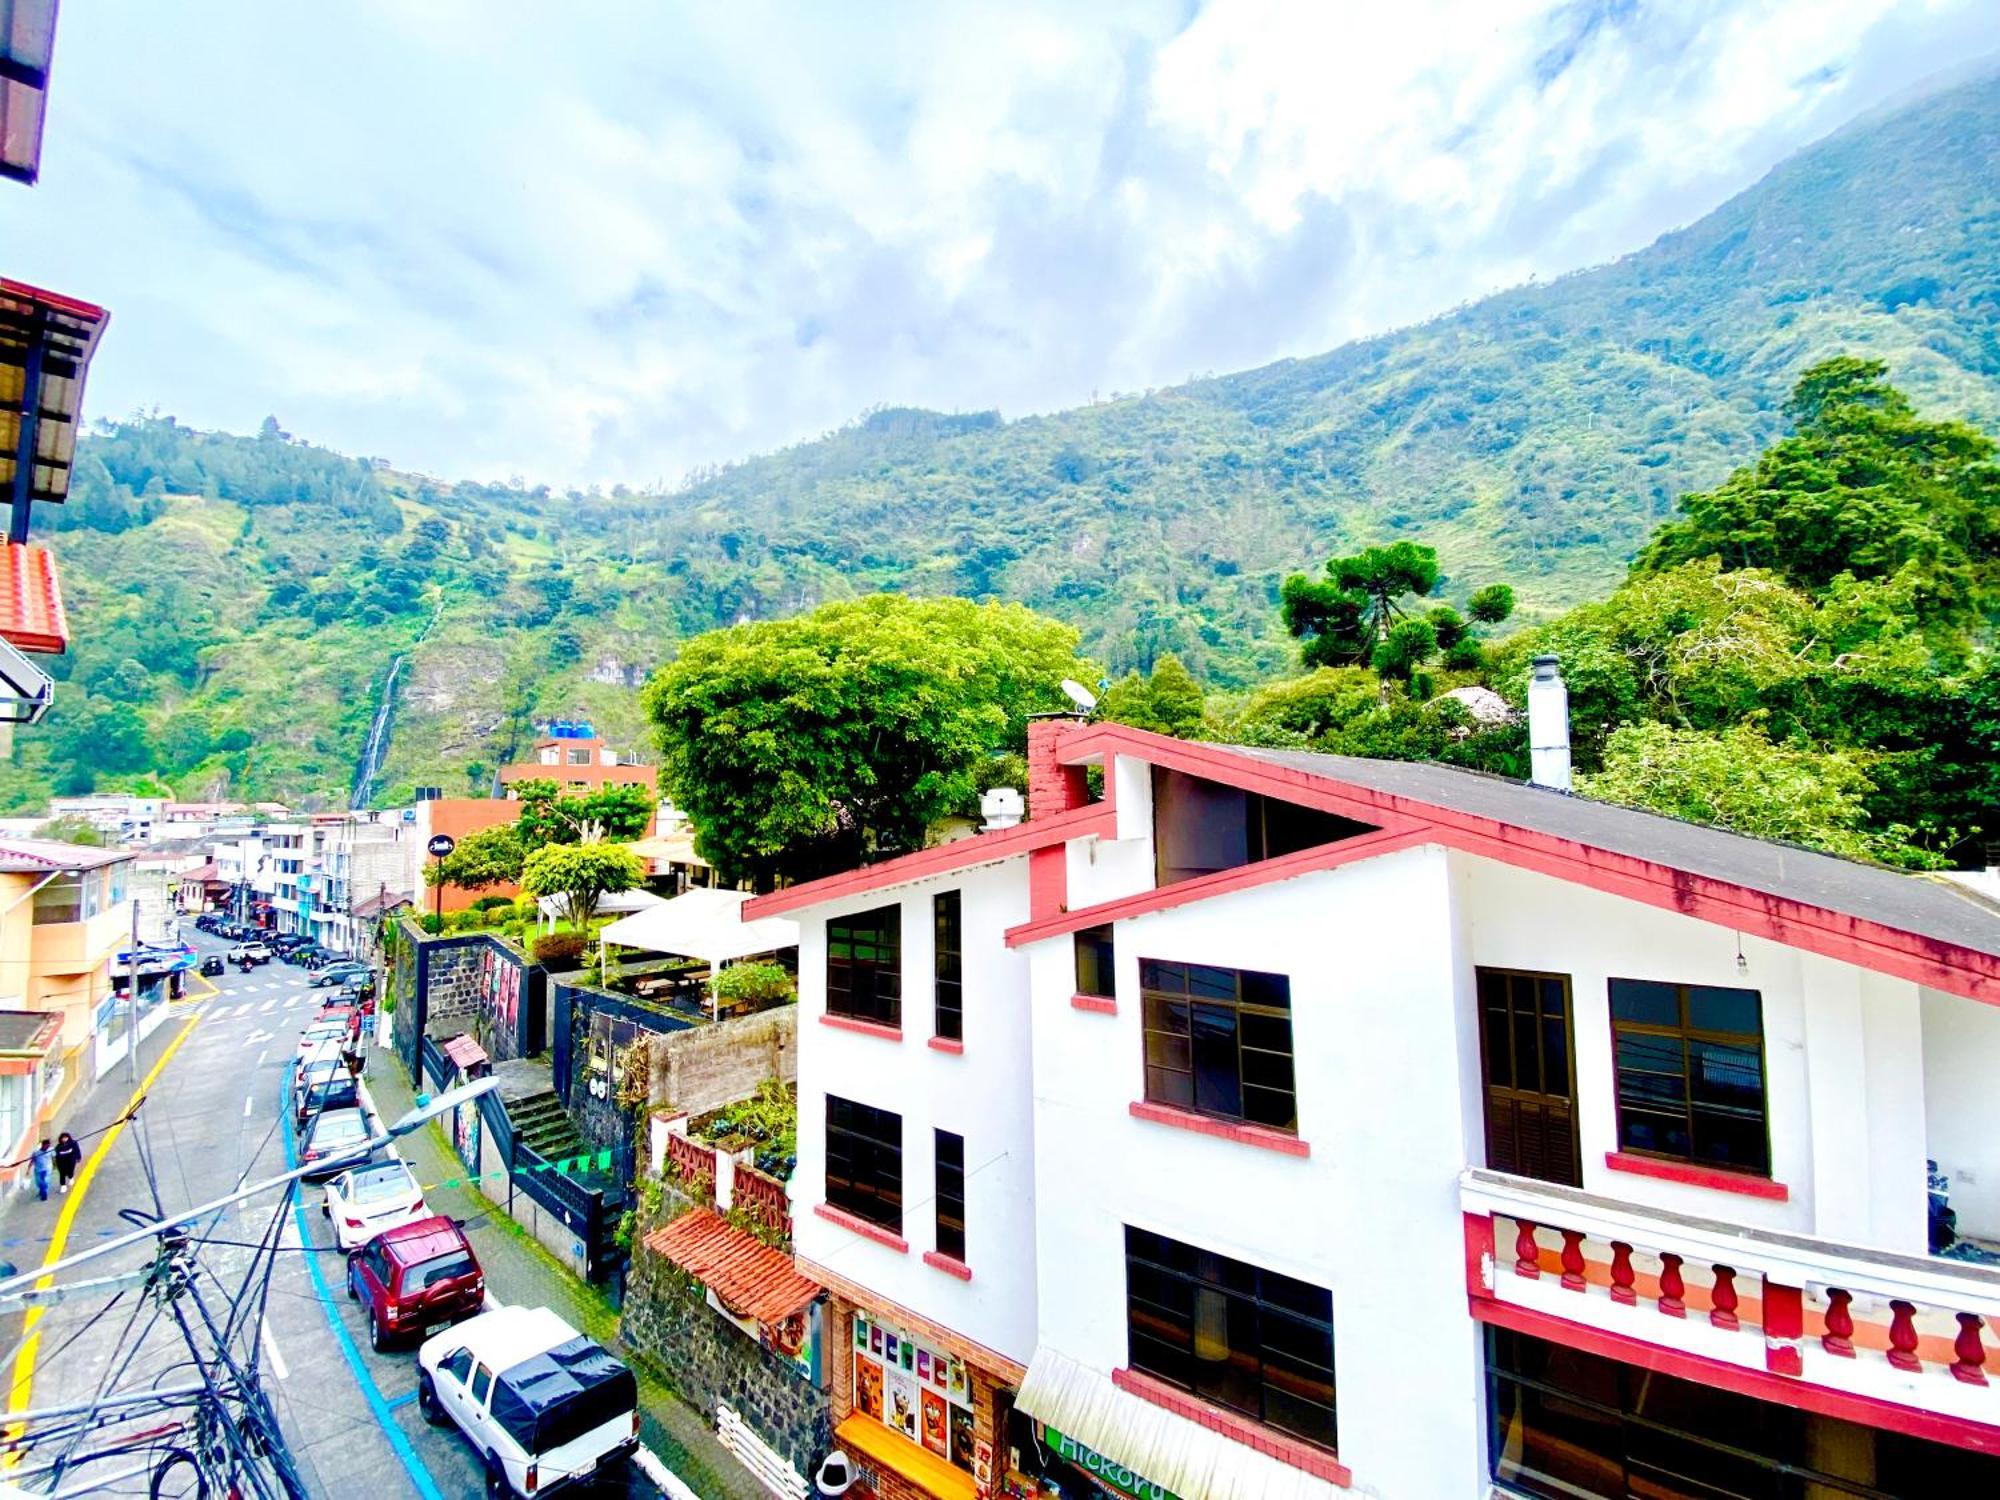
126, 891, 140, 1084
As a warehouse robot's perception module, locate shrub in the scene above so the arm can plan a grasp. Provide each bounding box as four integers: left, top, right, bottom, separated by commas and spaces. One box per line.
712, 961, 796, 1009
470, 894, 513, 913
534, 931, 587, 968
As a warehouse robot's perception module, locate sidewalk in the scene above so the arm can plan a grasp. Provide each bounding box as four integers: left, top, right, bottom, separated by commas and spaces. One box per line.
367, 1045, 767, 1500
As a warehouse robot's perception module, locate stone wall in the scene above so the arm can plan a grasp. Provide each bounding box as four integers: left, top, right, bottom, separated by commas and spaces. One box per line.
653, 1005, 796, 1117
393, 922, 547, 1060
423, 940, 485, 1036
622, 1194, 831, 1481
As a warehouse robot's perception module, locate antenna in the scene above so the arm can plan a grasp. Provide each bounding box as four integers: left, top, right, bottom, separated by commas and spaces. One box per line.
1059, 678, 1098, 716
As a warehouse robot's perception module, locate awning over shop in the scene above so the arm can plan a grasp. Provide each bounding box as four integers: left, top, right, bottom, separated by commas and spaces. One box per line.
642, 1207, 821, 1324
598, 887, 798, 965
1014, 1346, 1345, 1500
0, 1009, 61, 1074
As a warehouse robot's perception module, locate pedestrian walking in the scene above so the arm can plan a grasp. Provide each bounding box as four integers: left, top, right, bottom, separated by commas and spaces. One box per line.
29, 1139, 52, 1202
52, 1132, 80, 1194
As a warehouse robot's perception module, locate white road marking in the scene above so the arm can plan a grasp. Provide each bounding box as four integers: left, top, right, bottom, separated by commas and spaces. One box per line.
260, 1317, 291, 1381
257, 1050, 268, 1066
259, 999, 276, 1014
242, 1029, 272, 1047
243, 1094, 254, 1117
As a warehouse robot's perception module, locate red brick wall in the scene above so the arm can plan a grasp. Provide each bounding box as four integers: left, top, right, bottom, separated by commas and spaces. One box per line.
1025, 720, 1088, 821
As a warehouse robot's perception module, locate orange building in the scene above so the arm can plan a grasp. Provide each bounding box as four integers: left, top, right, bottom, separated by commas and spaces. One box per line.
498, 734, 655, 797
413, 798, 526, 914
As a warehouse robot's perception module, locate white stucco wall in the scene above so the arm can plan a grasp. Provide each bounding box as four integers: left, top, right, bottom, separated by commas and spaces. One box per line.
1455, 853, 1933, 1253
1921, 984, 2000, 1242
791, 855, 1040, 1365
1028, 843, 1490, 1499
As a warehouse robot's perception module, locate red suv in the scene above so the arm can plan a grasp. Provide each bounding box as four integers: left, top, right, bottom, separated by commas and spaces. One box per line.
346, 1215, 485, 1351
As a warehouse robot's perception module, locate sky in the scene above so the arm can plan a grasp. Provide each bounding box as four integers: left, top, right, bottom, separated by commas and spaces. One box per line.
4, 0, 1994, 489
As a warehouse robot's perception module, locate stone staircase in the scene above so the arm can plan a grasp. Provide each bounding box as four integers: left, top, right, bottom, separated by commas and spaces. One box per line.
508, 1089, 588, 1163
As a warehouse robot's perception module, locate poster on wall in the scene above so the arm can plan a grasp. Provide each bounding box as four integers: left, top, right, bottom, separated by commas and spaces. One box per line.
451, 1099, 481, 1173
586, 1010, 643, 1101
852, 1314, 973, 1467
478, 945, 521, 1050
760, 1297, 820, 1384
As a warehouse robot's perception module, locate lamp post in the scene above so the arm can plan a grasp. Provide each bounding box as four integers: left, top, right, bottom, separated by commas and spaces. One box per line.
426, 834, 455, 933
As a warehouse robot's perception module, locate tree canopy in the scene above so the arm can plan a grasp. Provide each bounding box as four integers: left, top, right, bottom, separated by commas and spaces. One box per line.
644, 594, 1091, 885
518, 841, 644, 932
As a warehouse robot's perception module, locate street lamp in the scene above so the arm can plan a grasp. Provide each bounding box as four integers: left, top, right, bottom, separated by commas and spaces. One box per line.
426, 833, 455, 933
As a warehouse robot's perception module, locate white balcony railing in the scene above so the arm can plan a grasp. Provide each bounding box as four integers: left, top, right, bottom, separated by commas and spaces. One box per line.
1462, 1167, 2000, 1432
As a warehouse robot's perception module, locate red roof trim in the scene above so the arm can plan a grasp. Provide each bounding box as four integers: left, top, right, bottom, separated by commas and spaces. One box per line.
743, 801, 1116, 920
0, 279, 110, 323
1025, 725, 2000, 1005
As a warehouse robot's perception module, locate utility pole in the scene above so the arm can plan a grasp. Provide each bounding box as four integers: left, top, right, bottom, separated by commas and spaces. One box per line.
126, 892, 140, 1084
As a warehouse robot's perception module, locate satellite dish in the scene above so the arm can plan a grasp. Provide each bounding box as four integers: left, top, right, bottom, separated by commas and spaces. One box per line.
1060, 678, 1098, 714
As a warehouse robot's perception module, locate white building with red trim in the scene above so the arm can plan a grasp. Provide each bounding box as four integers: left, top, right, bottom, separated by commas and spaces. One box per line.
748, 712, 2000, 1500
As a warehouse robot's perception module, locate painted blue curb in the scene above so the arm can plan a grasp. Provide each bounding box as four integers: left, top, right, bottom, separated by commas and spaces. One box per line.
281, 1062, 444, 1500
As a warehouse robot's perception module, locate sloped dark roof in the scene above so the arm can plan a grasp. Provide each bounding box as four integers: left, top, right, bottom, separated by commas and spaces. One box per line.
1224, 746, 2000, 962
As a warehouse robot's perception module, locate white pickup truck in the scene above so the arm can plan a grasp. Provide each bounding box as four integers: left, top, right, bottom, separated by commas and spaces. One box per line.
417, 1305, 640, 1497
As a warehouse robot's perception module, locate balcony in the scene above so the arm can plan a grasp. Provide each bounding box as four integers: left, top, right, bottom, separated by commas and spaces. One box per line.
1462, 1168, 2000, 1439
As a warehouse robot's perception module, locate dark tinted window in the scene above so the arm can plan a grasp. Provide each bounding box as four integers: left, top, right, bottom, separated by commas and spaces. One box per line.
404, 1250, 476, 1291
1074, 924, 1115, 999
1608, 979, 1768, 1176
1151, 768, 1377, 885
933, 892, 962, 1042
1124, 1226, 1335, 1452
825, 1095, 902, 1232
1140, 961, 1295, 1131
935, 1130, 965, 1263
828, 906, 901, 1027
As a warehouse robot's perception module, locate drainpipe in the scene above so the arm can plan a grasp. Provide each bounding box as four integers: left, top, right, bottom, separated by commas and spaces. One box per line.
1527, 655, 1572, 793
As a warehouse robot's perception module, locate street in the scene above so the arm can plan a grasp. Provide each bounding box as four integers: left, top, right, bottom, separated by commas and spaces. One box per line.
0, 933, 665, 1499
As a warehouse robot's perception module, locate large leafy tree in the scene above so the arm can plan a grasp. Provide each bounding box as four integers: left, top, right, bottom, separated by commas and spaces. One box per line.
425, 823, 527, 891
644, 595, 1090, 885
1636, 357, 2000, 621
512, 779, 655, 845
1098, 654, 1208, 738
518, 841, 645, 931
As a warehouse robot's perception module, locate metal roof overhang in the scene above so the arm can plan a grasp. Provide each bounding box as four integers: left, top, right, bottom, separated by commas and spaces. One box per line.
0, 0, 59, 185
1, 277, 109, 545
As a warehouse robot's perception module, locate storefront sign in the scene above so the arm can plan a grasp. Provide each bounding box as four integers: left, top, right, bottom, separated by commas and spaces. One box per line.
1038, 1424, 1180, 1500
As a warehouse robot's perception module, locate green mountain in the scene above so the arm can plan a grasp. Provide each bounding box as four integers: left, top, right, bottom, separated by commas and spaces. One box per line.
17, 68, 2000, 813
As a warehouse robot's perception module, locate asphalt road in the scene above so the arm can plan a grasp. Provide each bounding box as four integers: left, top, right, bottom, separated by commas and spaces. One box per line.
0, 932, 663, 1499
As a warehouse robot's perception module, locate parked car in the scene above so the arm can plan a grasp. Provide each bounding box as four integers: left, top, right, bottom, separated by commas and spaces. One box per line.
297, 1023, 347, 1059
323, 1159, 430, 1252
295, 1059, 360, 1127
418, 1306, 638, 1497
311, 965, 371, 988
282, 945, 324, 967
227, 944, 271, 967
199, 955, 225, 977
349, 1214, 486, 1351
299, 1106, 373, 1179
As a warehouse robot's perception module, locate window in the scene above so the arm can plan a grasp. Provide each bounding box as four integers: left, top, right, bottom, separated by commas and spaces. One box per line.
567, 747, 591, 765
470, 1364, 493, 1406
935, 1129, 965, 1262
1608, 979, 1769, 1176
31, 876, 82, 925
828, 905, 902, 1028
1487, 1326, 2000, 1499
1074, 924, 1115, 999
825, 1095, 902, 1232
1152, 767, 1377, 885
1124, 1226, 1336, 1452
1141, 960, 1295, 1131
933, 892, 962, 1042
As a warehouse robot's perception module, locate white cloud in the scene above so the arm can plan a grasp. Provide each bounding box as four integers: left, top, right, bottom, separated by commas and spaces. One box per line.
0, 0, 1989, 486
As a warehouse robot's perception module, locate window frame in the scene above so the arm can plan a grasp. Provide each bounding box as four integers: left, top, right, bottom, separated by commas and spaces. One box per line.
934, 1128, 965, 1263
1123, 1225, 1337, 1453
1140, 960, 1296, 1132
933, 891, 962, 1043
824, 1094, 903, 1233
1607, 977, 1770, 1177
1074, 923, 1115, 1000
826, 904, 903, 1029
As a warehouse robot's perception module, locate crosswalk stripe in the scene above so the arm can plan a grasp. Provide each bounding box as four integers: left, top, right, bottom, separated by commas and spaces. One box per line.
259, 999, 276, 1014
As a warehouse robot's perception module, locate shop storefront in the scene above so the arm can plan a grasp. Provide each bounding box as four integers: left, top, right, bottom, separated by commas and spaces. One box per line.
1003, 1418, 1181, 1500
820, 1284, 1020, 1500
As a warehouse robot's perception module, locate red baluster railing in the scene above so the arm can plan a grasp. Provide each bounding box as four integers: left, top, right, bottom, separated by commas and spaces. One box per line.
1608, 1242, 1637, 1306
1823, 1289, 1856, 1357
1514, 1220, 1541, 1280
1657, 1253, 1686, 1318
665, 1131, 717, 1203
1710, 1265, 1740, 1331
1887, 1300, 1921, 1373
1560, 1230, 1587, 1292
1952, 1313, 1990, 1387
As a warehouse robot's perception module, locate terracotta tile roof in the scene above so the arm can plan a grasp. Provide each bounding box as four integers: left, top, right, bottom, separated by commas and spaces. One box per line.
440, 1034, 488, 1072
0, 543, 66, 654
643, 1207, 820, 1324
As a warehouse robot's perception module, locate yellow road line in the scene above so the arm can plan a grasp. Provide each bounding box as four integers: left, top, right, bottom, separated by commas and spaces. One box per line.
3, 1013, 203, 1457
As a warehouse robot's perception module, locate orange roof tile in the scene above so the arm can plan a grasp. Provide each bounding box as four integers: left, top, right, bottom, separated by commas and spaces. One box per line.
643, 1207, 821, 1324
0, 543, 65, 654
440, 1034, 488, 1071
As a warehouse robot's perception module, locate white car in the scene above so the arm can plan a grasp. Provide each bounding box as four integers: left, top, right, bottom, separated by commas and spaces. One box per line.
298, 1023, 347, 1059
418, 1306, 639, 1497
321, 1159, 429, 1251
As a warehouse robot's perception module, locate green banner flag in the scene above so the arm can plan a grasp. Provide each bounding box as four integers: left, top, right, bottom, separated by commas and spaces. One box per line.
596, 1150, 612, 1170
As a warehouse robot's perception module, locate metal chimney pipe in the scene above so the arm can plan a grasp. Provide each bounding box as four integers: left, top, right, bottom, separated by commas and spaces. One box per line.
1527, 654, 1572, 792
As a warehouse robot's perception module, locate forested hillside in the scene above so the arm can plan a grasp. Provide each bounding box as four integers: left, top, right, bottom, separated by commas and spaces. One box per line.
13, 68, 2000, 813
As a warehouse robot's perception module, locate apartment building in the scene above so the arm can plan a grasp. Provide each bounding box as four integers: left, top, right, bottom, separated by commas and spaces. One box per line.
498, 731, 656, 797
747, 710, 2000, 1500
